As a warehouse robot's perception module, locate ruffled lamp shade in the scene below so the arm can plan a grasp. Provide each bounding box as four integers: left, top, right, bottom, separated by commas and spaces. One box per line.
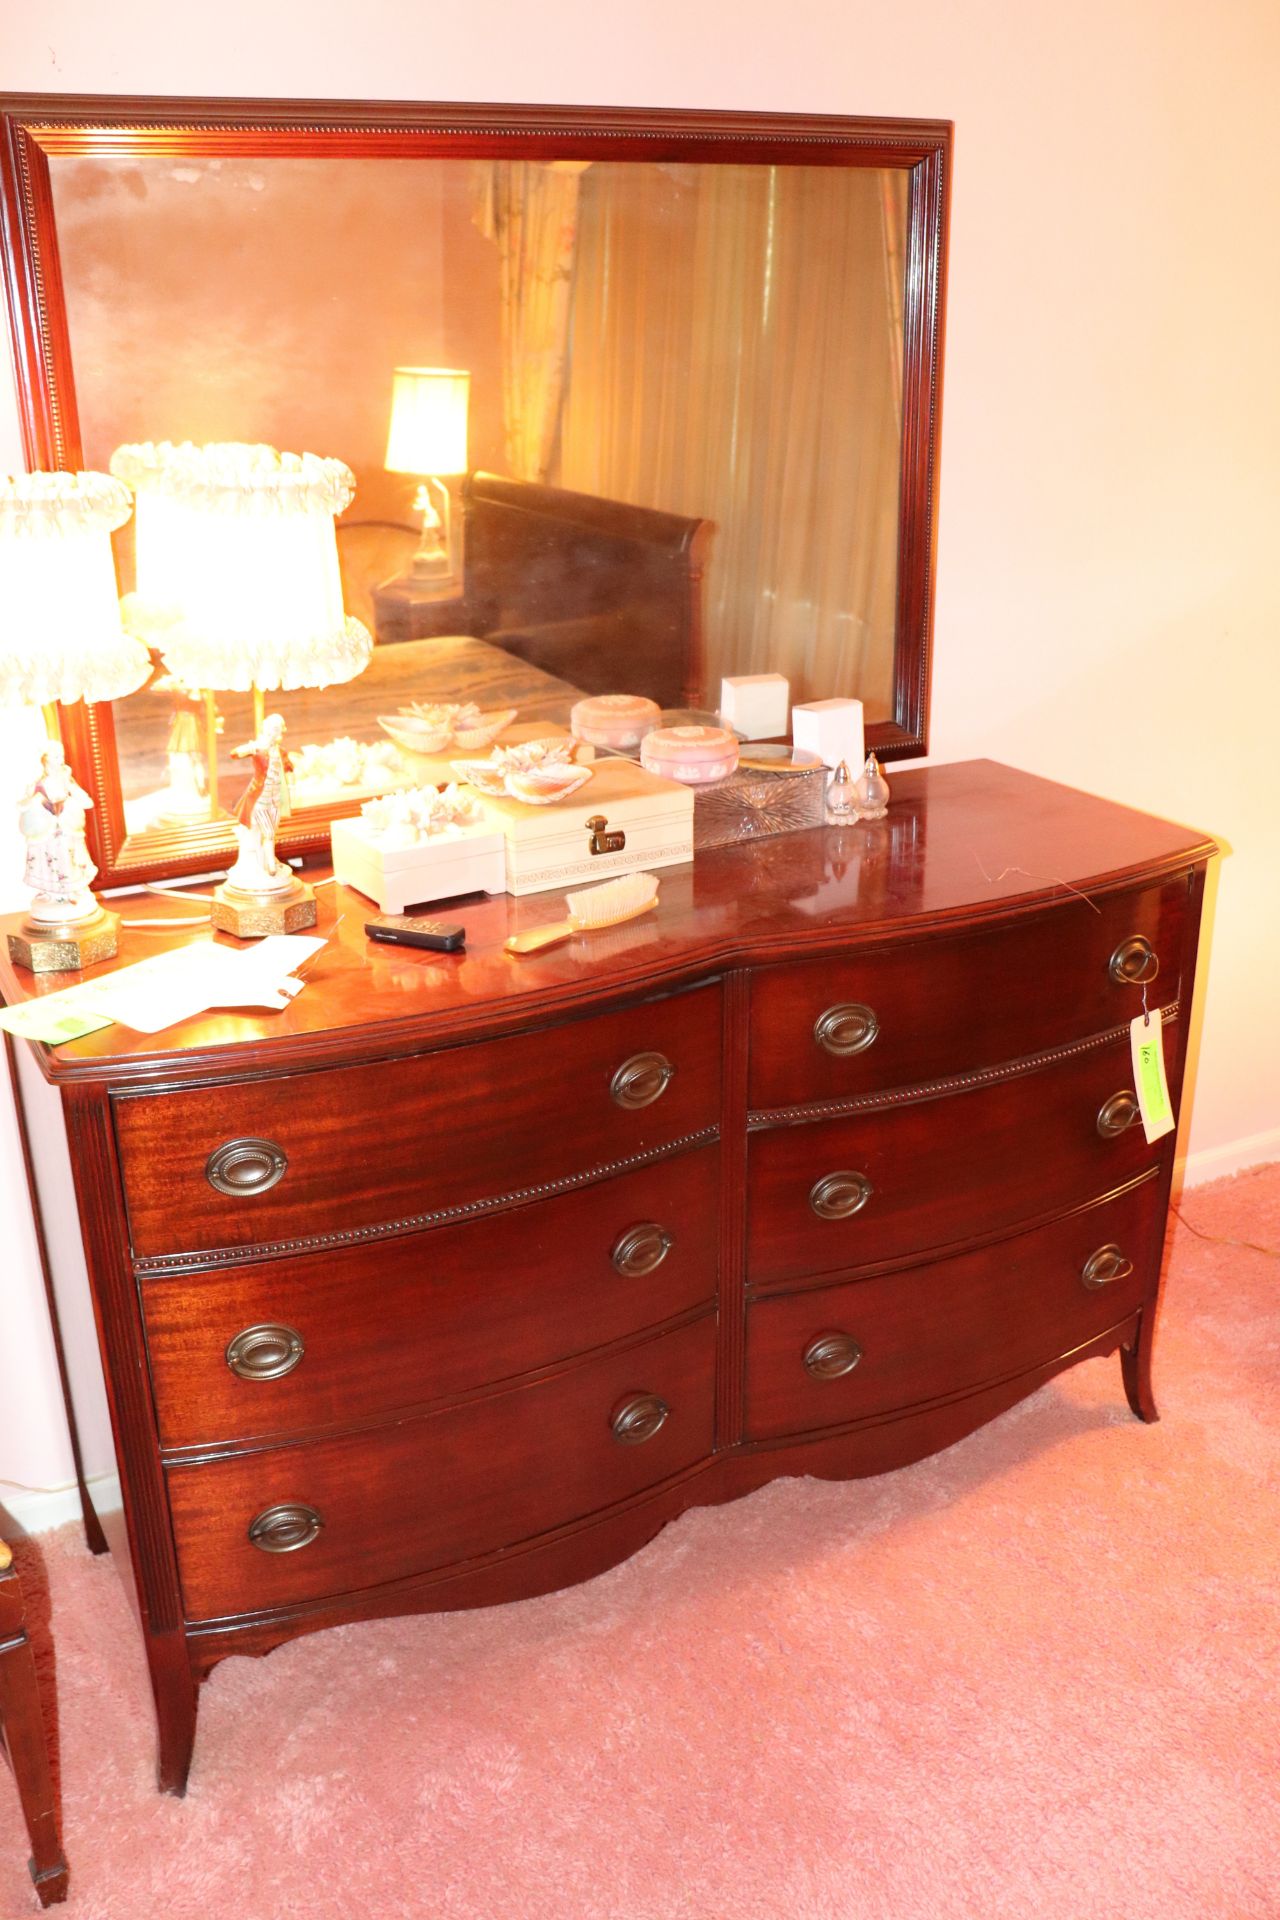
0, 472, 150, 709
111, 442, 374, 693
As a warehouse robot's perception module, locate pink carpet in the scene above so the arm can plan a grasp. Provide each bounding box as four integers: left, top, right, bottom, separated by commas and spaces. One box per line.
3, 1164, 1277, 1920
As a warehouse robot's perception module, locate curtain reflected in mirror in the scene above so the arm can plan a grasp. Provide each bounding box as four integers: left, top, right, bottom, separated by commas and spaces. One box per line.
47, 151, 908, 840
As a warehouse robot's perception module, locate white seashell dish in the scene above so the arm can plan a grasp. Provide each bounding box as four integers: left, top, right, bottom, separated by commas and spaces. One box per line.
452, 737, 594, 806
378, 702, 517, 757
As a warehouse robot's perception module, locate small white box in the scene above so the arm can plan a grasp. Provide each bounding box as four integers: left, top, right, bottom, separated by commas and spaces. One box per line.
719, 673, 790, 741
791, 698, 865, 772
330, 815, 507, 913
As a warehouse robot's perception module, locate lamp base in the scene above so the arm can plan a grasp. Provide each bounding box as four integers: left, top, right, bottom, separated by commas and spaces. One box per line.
8, 906, 120, 974
210, 879, 318, 939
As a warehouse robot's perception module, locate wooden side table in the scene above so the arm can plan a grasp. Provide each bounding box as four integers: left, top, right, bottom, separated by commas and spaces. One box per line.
0, 1542, 67, 1907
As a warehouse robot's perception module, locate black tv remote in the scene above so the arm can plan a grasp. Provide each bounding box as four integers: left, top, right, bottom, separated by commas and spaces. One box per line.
364, 915, 466, 952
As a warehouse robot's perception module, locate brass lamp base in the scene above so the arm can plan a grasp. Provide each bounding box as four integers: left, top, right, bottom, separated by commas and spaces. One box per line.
7, 906, 120, 974
210, 879, 317, 939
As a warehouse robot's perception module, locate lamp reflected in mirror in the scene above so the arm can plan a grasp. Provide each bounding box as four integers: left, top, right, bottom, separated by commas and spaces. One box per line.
384, 368, 471, 596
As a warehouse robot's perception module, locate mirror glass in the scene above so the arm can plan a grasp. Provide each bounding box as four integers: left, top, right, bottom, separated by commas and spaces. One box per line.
47, 150, 909, 838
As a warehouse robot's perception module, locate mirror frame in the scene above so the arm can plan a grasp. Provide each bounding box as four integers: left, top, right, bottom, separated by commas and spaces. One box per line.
0, 93, 950, 886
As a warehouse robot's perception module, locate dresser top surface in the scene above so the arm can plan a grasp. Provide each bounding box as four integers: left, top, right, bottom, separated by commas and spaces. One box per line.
0, 759, 1215, 1087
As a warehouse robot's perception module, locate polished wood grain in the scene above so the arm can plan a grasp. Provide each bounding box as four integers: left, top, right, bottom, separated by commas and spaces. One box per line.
748, 877, 1190, 1111
166, 1312, 717, 1623
0, 762, 1216, 1795
0, 764, 1216, 1090
0, 94, 949, 887
143, 1144, 718, 1449
115, 982, 722, 1259
0, 1548, 68, 1906
743, 1174, 1162, 1440
745, 1032, 1174, 1289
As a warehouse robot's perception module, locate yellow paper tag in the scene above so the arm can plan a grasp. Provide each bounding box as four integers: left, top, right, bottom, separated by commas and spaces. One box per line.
1129, 1008, 1175, 1144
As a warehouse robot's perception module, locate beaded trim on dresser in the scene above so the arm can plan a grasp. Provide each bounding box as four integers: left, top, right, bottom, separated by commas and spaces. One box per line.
131, 1126, 721, 1276
747, 1003, 1180, 1130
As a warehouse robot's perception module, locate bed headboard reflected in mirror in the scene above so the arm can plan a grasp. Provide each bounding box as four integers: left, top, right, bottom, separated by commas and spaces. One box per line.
0, 96, 950, 884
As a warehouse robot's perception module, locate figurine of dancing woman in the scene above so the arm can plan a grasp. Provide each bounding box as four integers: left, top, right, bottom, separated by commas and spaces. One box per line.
19, 742, 99, 923
213, 712, 317, 936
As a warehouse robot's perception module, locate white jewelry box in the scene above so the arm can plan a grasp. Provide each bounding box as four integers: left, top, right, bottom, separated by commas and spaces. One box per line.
330, 814, 507, 912
475, 757, 693, 897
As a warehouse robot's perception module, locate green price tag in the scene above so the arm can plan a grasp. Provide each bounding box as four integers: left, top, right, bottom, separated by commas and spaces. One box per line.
1129, 1009, 1175, 1144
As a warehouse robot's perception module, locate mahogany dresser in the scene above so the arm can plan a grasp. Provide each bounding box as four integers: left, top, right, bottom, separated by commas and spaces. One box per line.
1, 761, 1216, 1793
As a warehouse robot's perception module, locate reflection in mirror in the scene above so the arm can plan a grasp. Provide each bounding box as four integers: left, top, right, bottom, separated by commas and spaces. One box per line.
47, 151, 908, 839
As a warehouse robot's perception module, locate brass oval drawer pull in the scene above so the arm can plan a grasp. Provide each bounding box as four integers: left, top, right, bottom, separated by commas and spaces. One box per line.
247, 1502, 323, 1554
1081, 1244, 1135, 1290
611, 1222, 673, 1278
1097, 1090, 1142, 1138
610, 1392, 670, 1445
226, 1324, 305, 1382
813, 1002, 879, 1058
809, 1170, 874, 1221
610, 1051, 675, 1111
803, 1332, 864, 1380
206, 1137, 288, 1197
1108, 936, 1159, 987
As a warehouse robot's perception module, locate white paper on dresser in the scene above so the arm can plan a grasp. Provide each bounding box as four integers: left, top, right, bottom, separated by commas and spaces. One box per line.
0, 934, 327, 1037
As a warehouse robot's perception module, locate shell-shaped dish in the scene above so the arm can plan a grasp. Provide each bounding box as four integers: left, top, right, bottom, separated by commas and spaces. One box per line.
452, 708, 517, 750
377, 713, 454, 755
450, 757, 512, 796
504, 766, 594, 805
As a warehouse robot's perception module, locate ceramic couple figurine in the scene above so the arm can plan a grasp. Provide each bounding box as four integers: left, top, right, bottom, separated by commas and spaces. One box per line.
826, 751, 891, 824
19, 742, 99, 922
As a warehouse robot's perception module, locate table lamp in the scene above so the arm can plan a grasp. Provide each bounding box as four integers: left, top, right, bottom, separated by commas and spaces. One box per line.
0, 471, 151, 972
111, 441, 375, 936
383, 368, 470, 593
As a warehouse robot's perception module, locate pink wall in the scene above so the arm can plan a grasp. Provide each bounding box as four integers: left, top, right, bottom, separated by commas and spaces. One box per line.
2, 0, 1277, 1515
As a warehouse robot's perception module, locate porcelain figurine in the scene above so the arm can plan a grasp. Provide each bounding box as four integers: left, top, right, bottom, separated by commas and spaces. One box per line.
18, 742, 99, 923
227, 713, 295, 892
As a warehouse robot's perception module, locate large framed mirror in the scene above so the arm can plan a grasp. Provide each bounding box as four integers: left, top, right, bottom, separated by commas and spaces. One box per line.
0, 96, 950, 885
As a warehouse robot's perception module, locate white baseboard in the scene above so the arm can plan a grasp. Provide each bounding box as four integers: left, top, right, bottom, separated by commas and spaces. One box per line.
1180, 1127, 1280, 1189
0, 1473, 121, 1537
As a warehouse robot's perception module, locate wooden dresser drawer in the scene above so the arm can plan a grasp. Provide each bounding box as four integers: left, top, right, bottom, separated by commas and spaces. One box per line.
144, 1145, 719, 1449
744, 1176, 1162, 1441
748, 880, 1188, 1110
166, 1313, 717, 1623
747, 1033, 1168, 1289
116, 983, 722, 1260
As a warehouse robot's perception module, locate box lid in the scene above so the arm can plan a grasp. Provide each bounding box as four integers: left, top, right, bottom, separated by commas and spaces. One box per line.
475, 757, 691, 848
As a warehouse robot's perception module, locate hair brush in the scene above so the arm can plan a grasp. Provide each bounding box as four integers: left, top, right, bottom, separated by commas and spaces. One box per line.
504, 872, 659, 955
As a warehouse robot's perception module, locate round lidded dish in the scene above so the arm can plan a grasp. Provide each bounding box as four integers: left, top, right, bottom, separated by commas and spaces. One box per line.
640, 723, 740, 785
569, 693, 662, 751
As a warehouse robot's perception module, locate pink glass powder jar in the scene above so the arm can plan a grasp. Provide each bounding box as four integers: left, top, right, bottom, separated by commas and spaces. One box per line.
569, 693, 662, 751
640, 723, 740, 785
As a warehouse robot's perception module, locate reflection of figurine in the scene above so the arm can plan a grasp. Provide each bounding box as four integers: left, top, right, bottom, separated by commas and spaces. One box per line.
227, 713, 294, 892
151, 672, 220, 819
19, 743, 99, 921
